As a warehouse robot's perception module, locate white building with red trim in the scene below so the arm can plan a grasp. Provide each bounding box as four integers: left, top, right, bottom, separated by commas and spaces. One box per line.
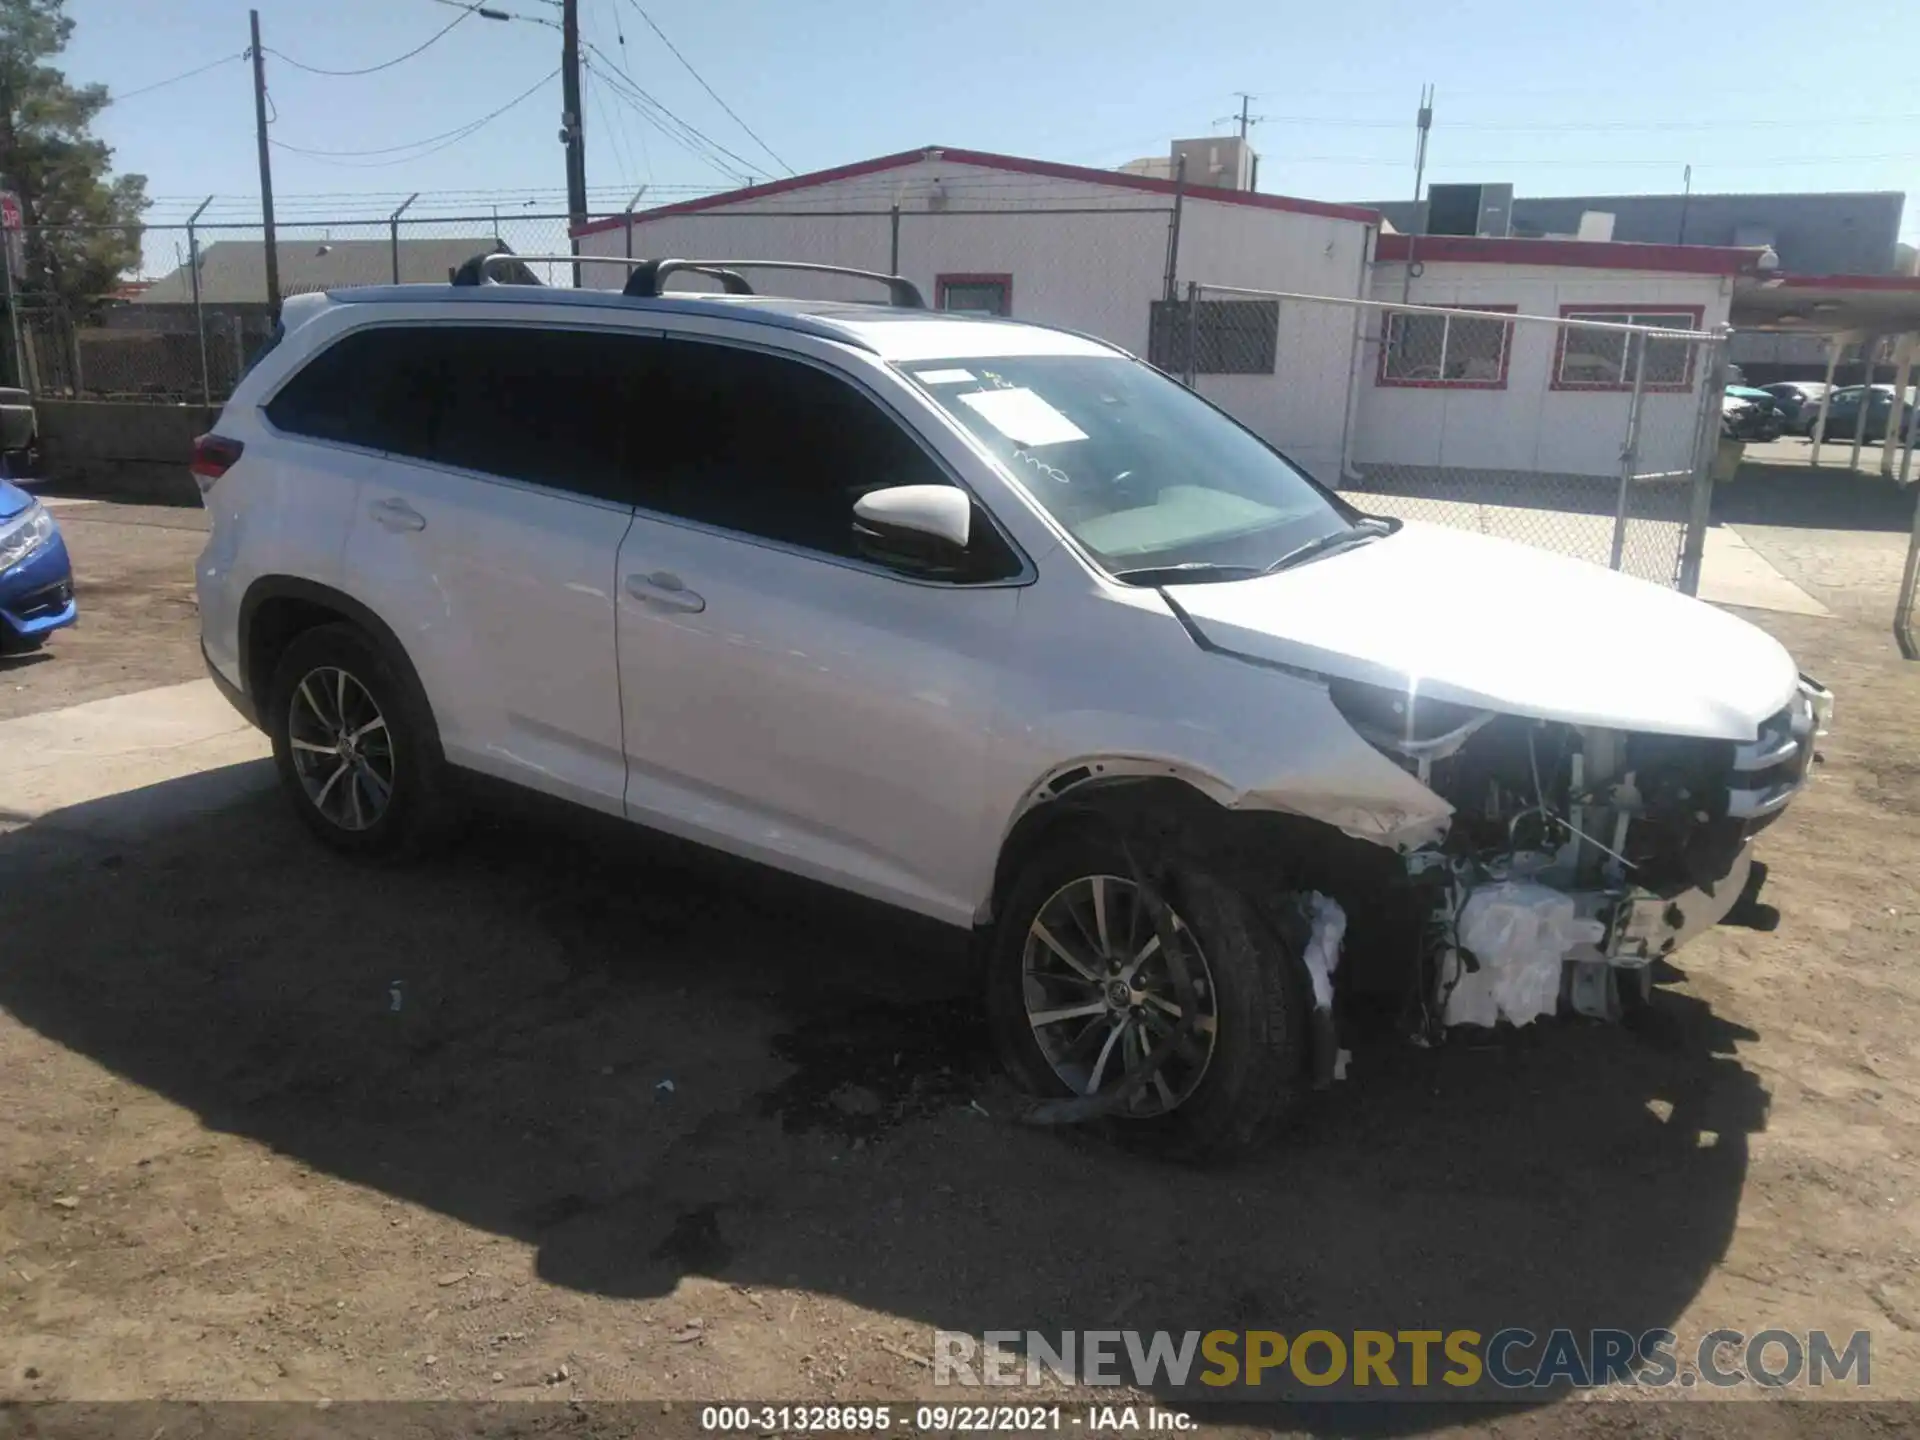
1359, 233, 1764, 483
572, 145, 1765, 487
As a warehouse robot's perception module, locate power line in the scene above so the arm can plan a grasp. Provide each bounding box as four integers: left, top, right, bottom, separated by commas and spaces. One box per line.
581, 38, 752, 179
268, 67, 558, 162
588, 62, 748, 184
618, 0, 792, 176
268, 7, 474, 76
581, 47, 757, 183
428, 0, 559, 26
105, 52, 246, 104
1248, 112, 1920, 133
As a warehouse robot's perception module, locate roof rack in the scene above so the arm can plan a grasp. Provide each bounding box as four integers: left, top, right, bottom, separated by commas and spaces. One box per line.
453, 251, 926, 309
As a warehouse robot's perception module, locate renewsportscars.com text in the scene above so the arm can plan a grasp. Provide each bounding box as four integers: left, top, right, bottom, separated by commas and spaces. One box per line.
934, 1327, 1871, 1394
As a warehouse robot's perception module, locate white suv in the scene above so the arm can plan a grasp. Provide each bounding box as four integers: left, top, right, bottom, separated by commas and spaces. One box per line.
196, 258, 1828, 1159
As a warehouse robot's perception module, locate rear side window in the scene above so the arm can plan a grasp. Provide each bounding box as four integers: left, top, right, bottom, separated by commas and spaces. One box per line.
266, 323, 643, 506
433, 327, 635, 504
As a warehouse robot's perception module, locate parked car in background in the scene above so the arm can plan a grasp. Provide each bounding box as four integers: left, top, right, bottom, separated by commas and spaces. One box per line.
1761, 381, 1830, 435
1810, 385, 1917, 444
1722, 387, 1784, 441
0, 476, 76, 653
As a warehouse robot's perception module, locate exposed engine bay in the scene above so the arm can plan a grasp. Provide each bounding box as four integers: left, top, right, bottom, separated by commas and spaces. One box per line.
1328, 673, 1833, 1031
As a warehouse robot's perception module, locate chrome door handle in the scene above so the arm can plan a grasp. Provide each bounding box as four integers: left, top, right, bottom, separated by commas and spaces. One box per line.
625, 570, 706, 614
369, 497, 426, 532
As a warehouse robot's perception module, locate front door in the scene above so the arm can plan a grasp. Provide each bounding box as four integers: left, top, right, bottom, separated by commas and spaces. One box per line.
612, 336, 1023, 925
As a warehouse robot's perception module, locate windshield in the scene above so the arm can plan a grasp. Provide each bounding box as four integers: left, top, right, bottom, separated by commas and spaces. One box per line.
901, 354, 1357, 578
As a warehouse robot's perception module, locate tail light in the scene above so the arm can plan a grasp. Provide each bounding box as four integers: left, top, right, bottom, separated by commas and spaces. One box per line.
190, 434, 244, 494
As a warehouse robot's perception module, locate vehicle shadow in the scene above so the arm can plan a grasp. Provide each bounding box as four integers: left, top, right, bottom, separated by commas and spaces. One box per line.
0, 769, 1769, 1422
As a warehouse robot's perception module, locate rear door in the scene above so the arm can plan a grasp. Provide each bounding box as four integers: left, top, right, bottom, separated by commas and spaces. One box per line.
339, 320, 640, 813
612, 332, 1025, 925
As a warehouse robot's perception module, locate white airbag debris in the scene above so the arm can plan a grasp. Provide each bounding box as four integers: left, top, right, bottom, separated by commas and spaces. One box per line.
1301, 891, 1347, 1012
1445, 882, 1606, 1028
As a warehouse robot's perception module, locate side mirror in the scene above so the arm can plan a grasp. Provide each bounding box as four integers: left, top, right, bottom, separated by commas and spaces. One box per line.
852, 485, 972, 572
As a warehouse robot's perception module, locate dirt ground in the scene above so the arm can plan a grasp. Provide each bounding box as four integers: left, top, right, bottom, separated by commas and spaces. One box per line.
2, 497, 1918, 1436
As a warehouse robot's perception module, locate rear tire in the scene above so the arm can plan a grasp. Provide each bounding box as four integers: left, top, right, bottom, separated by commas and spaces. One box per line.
987, 822, 1309, 1163
265, 622, 449, 859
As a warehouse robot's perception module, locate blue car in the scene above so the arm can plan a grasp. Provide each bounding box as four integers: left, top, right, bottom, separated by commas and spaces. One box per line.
0, 476, 76, 653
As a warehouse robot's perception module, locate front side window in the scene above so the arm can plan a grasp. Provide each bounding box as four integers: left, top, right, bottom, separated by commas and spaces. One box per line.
637, 340, 1018, 576
1556, 308, 1701, 390
1378, 307, 1514, 387
903, 353, 1356, 577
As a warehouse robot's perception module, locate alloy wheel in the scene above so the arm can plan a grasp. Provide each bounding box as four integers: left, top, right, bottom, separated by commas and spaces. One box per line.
1021, 873, 1218, 1117
286, 665, 396, 832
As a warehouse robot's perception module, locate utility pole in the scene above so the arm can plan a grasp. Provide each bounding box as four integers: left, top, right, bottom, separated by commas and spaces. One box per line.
1401, 83, 1434, 305
1232, 92, 1258, 139
1410, 83, 1434, 211
1211, 94, 1265, 191
560, 0, 587, 284
249, 10, 281, 314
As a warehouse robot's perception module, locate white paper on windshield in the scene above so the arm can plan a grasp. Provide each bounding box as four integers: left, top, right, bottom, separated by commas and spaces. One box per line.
913, 367, 977, 385
957, 387, 1088, 446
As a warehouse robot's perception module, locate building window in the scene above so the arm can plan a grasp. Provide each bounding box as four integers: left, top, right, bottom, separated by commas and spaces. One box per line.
1376, 305, 1516, 388
1146, 298, 1280, 376
937, 274, 1012, 316
1554, 306, 1704, 391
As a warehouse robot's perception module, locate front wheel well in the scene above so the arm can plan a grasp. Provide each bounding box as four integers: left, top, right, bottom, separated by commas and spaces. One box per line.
987, 777, 1413, 993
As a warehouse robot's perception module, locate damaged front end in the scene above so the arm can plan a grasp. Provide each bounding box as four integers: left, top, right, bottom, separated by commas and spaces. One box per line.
1330, 674, 1832, 1030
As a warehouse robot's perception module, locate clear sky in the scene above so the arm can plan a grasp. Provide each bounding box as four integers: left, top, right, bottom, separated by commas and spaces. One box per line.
69, 0, 1920, 249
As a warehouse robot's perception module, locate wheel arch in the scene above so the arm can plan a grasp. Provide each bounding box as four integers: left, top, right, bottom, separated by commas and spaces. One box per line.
986, 758, 1391, 920
983, 760, 1413, 991
239, 576, 441, 754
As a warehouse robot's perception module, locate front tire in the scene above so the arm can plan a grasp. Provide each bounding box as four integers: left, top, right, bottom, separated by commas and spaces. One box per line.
987, 823, 1309, 1162
265, 622, 448, 858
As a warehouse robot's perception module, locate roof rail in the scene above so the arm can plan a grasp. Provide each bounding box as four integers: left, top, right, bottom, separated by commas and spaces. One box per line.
627, 259, 926, 309
454, 251, 926, 308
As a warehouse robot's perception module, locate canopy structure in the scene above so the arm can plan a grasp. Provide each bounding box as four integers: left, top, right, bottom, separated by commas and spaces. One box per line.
1731, 272, 1920, 657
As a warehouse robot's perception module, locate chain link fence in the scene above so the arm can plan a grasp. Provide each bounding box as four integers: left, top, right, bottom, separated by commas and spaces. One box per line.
0, 213, 590, 404
3, 200, 1728, 599
1180, 283, 1726, 590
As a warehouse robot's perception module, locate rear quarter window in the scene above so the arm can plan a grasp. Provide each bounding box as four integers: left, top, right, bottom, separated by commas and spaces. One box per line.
264, 327, 444, 458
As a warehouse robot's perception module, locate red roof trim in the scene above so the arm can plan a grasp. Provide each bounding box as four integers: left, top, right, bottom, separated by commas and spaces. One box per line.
1375, 232, 1764, 276
1767, 272, 1920, 292
572, 145, 1381, 236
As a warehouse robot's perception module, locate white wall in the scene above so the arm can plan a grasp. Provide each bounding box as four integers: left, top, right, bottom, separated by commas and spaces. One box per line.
576, 157, 1375, 479
1179, 198, 1373, 481
1354, 262, 1732, 479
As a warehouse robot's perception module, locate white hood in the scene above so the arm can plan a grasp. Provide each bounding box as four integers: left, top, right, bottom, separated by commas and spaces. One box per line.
1165, 522, 1799, 741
